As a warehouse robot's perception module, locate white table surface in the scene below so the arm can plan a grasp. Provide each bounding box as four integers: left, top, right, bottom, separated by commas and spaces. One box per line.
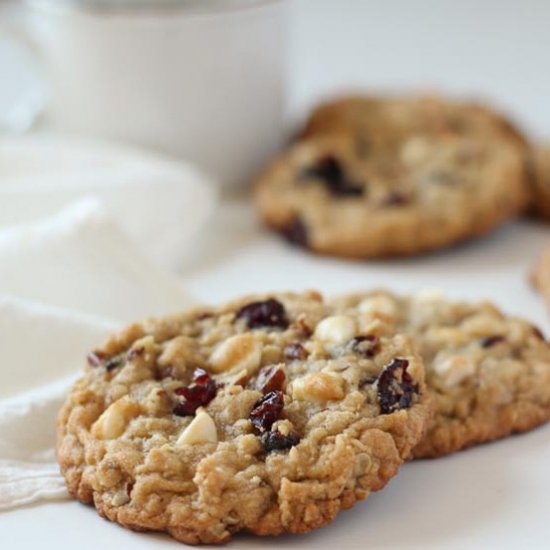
3, 0, 550, 547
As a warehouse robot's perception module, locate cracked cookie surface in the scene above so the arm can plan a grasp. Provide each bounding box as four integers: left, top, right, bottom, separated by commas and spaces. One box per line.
333, 291, 550, 458
57, 291, 430, 544
255, 96, 529, 258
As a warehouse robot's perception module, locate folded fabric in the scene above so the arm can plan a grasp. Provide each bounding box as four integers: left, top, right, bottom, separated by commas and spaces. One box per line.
0, 299, 115, 510
0, 197, 194, 322
0, 133, 218, 270
0, 135, 215, 511
0, 295, 116, 399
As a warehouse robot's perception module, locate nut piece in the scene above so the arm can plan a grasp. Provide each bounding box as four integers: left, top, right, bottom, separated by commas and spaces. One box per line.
291, 371, 346, 403
461, 314, 506, 337
358, 296, 398, 318
433, 355, 476, 387
209, 333, 262, 374
177, 410, 218, 445
92, 397, 141, 440
314, 315, 356, 345
111, 490, 130, 507
158, 335, 202, 371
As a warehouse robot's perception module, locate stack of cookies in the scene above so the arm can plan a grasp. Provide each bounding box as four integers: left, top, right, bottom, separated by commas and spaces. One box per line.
254, 95, 533, 259
56, 93, 550, 544
57, 290, 550, 544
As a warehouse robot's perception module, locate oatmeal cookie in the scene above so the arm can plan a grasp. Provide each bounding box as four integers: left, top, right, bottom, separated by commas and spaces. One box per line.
529, 145, 550, 220
333, 291, 550, 458
255, 96, 529, 258
57, 291, 430, 544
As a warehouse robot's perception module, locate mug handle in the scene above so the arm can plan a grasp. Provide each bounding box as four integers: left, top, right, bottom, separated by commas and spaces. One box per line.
0, 1, 48, 133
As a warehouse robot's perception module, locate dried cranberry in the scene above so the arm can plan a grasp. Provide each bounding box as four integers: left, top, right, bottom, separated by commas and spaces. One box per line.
192, 368, 211, 384
351, 335, 380, 358
104, 356, 125, 372
173, 369, 217, 417
256, 365, 286, 393
284, 343, 308, 361
249, 391, 284, 433
300, 156, 364, 197
377, 358, 419, 414
236, 299, 289, 330
261, 430, 300, 452
284, 217, 309, 248
480, 335, 506, 348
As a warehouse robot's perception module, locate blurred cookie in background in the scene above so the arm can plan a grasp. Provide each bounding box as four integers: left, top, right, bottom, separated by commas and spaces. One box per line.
255, 95, 530, 259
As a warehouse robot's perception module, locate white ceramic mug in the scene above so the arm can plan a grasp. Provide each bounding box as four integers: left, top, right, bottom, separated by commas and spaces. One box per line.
17, 0, 288, 188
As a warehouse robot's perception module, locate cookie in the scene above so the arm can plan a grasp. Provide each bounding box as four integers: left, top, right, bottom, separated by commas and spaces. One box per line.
57, 291, 430, 544
529, 146, 550, 220
333, 290, 550, 458
254, 96, 529, 258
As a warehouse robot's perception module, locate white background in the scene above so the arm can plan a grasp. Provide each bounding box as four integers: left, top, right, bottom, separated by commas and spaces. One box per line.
289, 0, 550, 140
2, 0, 550, 548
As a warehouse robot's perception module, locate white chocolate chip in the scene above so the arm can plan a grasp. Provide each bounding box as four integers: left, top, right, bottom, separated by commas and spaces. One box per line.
291, 371, 346, 403
92, 397, 141, 440
111, 490, 130, 507
209, 333, 262, 374
433, 355, 476, 387
177, 410, 218, 445
314, 315, 356, 344
358, 295, 398, 318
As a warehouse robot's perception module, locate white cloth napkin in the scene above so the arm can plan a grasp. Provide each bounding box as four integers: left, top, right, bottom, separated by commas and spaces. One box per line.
0, 298, 114, 510
0, 134, 217, 270
0, 134, 217, 510
0, 198, 193, 322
